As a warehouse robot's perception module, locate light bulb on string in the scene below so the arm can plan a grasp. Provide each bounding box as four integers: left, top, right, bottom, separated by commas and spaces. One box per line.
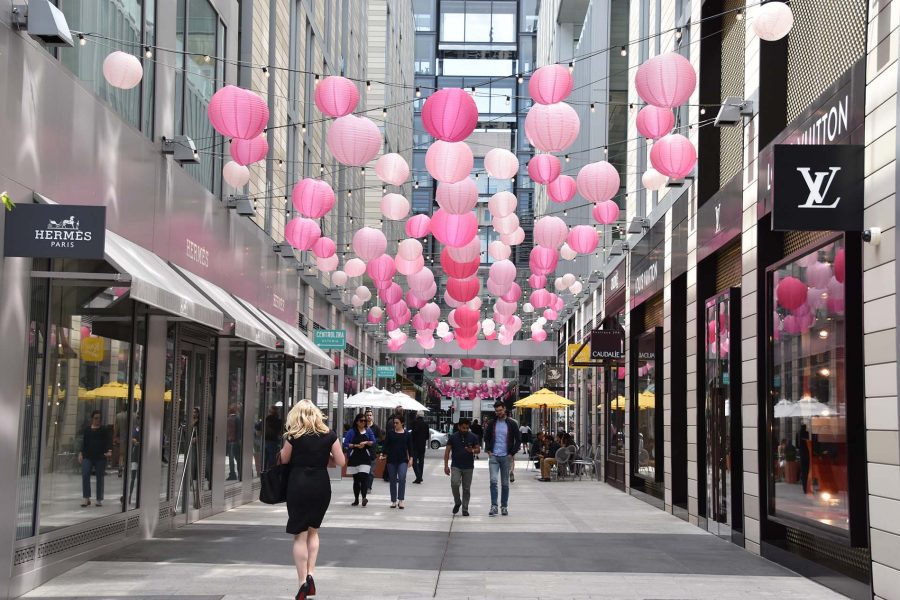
517, 74, 524, 84
736, 8, 744, 20
700, 107, 706, 115
144, 46, 153, 58
675, 28, 683, 41
320, 163, 325, 174
568, 61, 575, 72
565, 154, 570, 163
620, 46, 628, 56
366, 80, 371, 91
78, 33, 86, 46
415, 86, 421, 97
590, 103, 596, 112
203, 54, 211, 63
262, 67, 269, 78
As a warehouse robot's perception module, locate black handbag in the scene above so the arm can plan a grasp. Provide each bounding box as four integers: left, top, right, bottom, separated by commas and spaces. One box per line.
260, 456, 289, 505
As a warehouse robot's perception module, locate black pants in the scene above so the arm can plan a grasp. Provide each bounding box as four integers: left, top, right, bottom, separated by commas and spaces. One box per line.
412, 451, 426, 481
352, 473, 368, 500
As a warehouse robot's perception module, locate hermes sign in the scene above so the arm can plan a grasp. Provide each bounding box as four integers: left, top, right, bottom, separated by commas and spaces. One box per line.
4, 204, 106, 259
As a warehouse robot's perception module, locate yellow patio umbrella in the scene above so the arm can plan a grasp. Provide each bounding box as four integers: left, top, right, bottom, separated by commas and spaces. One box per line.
597, 394, 655, 410
514, 388, 575, 409
83, 381, 132, 399
598, 395, 627, 410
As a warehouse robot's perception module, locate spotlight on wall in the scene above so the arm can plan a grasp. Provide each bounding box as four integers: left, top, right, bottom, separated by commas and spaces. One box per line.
627, 217, 650, 235
226, 195, 256, 216
161, 135, 200, 163
12, 0, 74, 46
714, 96, 754, 127
609, 240, 627, 256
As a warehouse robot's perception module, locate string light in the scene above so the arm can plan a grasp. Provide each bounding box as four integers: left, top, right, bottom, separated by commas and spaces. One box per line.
590, 103, 596, 112
314, 74, 320, 82
414, 180, 419, 189
675, 27, 683, 40
505, 95, 511, 106
366, 80, 371, 91
78, 33, 86, 46
415, 86, 421, 97
347, 190, 352, 198
320, 163, 325, 174
629, 103, 635, 112
301, 123, 307, 133
700, 107, 706, 115
620, 46, 628, 56
517, 73, 524, 84
470, 86, 476, 94
262, 67, 269, 77
204, 54, 211, 63
565, 154, 570, 163
383, 107, 387, 116
144, 46, 153, 58
568, 61, 575, 72
736, 8, 744, 20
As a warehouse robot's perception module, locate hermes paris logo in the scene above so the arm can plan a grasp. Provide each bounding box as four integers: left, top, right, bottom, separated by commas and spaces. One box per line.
34, 215, 94, 248
796, 166, 842, 209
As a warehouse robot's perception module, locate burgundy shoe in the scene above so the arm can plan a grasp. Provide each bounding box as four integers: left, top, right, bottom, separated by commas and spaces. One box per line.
295, 582, 309, 600
306, 574, 316, 596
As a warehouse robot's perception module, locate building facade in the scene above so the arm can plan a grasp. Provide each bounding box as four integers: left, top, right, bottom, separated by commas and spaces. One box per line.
549, 0, 899, 598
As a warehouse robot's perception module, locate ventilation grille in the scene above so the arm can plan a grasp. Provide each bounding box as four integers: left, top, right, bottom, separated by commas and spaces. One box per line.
202, 491, 213, 507
35, 520, 127, 559
720, 0, 745, 186
14, 546, 35, 566
643, 294, 665, 330
716, 241, 743, 292
225, 485, 243, 499
786, 527, 871, 581
786, 0, 866, 122
785, 231, 836, 255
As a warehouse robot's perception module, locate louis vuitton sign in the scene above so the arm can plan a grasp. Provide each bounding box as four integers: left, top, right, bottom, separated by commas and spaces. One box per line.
771, 144, 864, 231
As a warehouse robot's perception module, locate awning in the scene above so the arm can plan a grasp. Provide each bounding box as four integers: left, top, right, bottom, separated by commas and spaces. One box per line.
234, 298, 333, 369
104, 231, 224, 331
172, 264, 278, 350
234, 298, 301, 358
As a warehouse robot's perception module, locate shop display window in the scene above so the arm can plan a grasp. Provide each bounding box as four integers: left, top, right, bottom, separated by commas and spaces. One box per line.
225, 343, 246, 484
253, 352, 285, 477
769, 239, 849, 532
633, 334, 657, 481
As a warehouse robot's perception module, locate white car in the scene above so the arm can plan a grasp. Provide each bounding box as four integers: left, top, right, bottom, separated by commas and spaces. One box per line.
429, 428, 449, 449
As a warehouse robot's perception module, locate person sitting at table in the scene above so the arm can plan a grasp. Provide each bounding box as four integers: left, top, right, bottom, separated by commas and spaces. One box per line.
530, 432, 546, 467
538, 434, 562, 482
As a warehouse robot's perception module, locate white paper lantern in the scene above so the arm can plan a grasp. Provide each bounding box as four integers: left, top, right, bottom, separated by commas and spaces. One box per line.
752, 2, 794, 42
560, 243, 578, 261
436, 322, 450, 336
523, 302, 535, 313
223, 161, 251, 188
351, 294, 364, 308
562, 273, 576, 287
554, 277, 567, 291
355, 285, 372, 301
102, 51, 144, 90
642, 168, 668, 192
569, 281, 583, 295
332, 270, 348, 286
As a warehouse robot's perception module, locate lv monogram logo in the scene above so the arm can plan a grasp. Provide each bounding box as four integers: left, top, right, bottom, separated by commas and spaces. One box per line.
796, 167, 842, 208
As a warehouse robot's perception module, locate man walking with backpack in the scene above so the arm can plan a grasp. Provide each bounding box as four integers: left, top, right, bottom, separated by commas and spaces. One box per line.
483, 400, 521, 517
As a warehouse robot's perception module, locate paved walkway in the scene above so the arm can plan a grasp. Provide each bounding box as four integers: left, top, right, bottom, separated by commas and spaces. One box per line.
24, 452, 847, 599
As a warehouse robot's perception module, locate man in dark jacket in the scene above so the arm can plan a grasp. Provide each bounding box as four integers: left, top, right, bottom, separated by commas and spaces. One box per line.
411, 413, 430, 483
483, 400, 521, 517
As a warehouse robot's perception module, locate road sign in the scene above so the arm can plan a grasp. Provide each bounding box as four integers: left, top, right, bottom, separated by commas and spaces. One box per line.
376, 365, 396, 378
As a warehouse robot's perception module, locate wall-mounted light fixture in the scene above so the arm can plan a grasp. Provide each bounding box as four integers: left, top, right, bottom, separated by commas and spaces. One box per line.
12, 0, 73, 46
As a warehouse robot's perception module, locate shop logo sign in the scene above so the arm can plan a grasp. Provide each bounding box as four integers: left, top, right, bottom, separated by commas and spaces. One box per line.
590, 330, 625, 361
772, 145, 863, 232
714, 203, 722, 233
796, 167, 842, 208
4, 204, 106, 259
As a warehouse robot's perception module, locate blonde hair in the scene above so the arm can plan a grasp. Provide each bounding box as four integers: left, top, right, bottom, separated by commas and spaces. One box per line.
284, 400, 330, 439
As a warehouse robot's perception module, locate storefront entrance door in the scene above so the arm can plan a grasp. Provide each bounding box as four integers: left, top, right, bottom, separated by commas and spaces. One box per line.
172, 338, 214, 526
704, 292, 737, 538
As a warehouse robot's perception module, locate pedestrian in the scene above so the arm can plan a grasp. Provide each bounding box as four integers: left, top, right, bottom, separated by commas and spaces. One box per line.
483, 400, 521, 516
364, 409, 383, 493
382, 405, 405, 482
280, 399, 345, 600
470, 417, 484, 460
411, 412, 429, 483
226, 403, 242, 481
519, 422, 532, 455
79, 410, 112, 507
381, 413, 414, 509
342, 413, 375, 506
443, 418, 480, 516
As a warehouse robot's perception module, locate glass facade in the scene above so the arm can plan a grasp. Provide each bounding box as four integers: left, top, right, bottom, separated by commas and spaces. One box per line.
225, 343, 246, 483
633, 332, 657, 483
768, 238, 849, 532
253, 352, 285, 477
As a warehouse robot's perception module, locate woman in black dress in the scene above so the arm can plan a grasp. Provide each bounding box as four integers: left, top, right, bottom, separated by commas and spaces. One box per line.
279, 400, 345, 600
342, 413, 375, 506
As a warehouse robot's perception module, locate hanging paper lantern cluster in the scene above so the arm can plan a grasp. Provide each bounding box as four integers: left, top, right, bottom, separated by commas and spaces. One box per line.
635, 52, 697, 109
292, 178, 336, 218
314, 76, 360, 118
650, 133, 697, 179
327, 115, 382, 167
375, 153, 411, 186
209, 86, 269, 172
484, 148, 519, 179
421, 88, 479, 142
103, 51, 144, 90
524, 102, 580, 153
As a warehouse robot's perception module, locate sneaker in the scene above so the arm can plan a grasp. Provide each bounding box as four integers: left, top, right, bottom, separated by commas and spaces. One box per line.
501, 506, 508, 516
452, 502, 461, 514
95, 501, 103, 507
462, 510, 470, 517
489, 505, 498, 517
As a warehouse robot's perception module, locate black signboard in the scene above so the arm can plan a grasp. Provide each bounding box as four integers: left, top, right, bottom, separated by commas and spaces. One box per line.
591, 330, 625, 361
545, 362, 564, 389
630, 217, 666, 309
4, 204, 106, 259
698, 172, 743, 262
771, 144, 864, 231
604, 257, 628, 314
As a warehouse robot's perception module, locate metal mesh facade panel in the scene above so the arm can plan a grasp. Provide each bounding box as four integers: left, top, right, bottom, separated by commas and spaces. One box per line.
785, 230, 836, 255
643, 294, 665, 330
786, 0, 866, 122
715, 241, 743, 292
719, 0, 745, 186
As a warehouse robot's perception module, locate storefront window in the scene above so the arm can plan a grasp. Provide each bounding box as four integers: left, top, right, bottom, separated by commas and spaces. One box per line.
225, 343, 246, 484
634, 334, 657, 481
253, 352, 285, 477
35, 283, 145, 533
769, 239, 849, 531
606, 364, 626, 461
160, 324, 176, 500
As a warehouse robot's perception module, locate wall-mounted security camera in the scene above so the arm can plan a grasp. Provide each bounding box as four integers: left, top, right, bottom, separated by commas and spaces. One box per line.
12, 1, 73, 46
863, 227, 882, 246
714, 96, 754, 127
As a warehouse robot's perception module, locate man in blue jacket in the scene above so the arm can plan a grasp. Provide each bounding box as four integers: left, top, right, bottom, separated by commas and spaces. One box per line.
483, 400, 521, 516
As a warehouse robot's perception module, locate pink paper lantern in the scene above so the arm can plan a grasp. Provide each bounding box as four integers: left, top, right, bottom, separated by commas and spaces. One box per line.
806, 262, 833, 289
534, 216, 568, 249
425, 141, 474, 184
494, 300, 517, 317
381, 283, 403, 304
407, 268, 435, 293
528, 154, 562, 184
314, 76, 359, 117
529, 247, 559, 276
524, 102, 580, 152
489, 240, 511, 260
501, 282, 522, 302
577, 161, 620, 203
484, 148, 519, 179
543, 309, 558, 321
447, 277, 480, 303
448, 236, 482, 262
405, 289, 426, 308
776, 276, 808, 311
636, 105, 676, 139
375, 153, 410, 186
420, 302, 441, 324
208, 85, 269, 140
441, 249, 479, 279
457, 336, 477, 350
593, 201, 620, 225
381, 193, 410, 220
327, 115, 382, 166
395, 255, 423, 276
223, 161, 250, 188
634, 52, 697, 109
488, 191, 518, 217
547, 175, 576, 203
532, 330, 548, 342
284, 217, 321, 251
430, 209, 478, 248
567, 225, 599, 254
397, 239, 423, 261
436, 178, 479, 214
529, 64, 574, 104
420, 88, 479, 142
230, 135, 268, 166
528, 274, 546, 289
102, 51, 144, 90
367, 254, 397, 282
344, 258, 366, 277
317, 254, 338, 272
552, 295, 564, 311
368, 307, 384, 324
489, 260, 517, 287
292, 178, 336, 218
80, 325, 91, 339
502, 227, 526, 246
834, 249, 845, 283
650, 134, 697, 178
455, 306, 480, 328
405, 214, 431, 238
352, 227, 387, 261
311, 236, 336, 258
493, 213, 520, 235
